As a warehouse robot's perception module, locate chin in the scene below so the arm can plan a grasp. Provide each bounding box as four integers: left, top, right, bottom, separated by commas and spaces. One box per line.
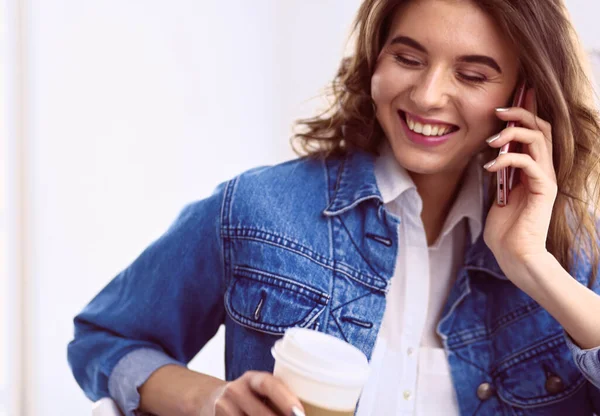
389, 143, 452, 175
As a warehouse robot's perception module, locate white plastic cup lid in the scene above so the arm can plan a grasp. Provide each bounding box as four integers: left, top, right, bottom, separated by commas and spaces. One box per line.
271, 327, 370, 387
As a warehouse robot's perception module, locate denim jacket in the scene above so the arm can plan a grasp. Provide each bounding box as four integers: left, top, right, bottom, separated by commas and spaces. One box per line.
68, 149, 600, 415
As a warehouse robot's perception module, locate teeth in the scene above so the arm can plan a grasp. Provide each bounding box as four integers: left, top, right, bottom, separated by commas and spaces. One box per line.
404, 113, 454, 136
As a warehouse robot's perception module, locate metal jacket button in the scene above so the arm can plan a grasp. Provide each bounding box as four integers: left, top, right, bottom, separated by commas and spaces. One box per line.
545, 375, 565, 394
477, 382, 496, 401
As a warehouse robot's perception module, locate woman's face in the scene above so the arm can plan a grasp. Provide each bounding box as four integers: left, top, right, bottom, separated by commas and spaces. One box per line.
371, 0, 520, 178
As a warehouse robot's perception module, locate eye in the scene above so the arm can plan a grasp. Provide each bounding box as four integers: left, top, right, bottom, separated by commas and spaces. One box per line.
457, 73, 487, 84
393, 54, 422, 67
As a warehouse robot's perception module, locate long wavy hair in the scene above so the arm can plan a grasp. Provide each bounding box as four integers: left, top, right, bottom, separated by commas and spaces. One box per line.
292, 0, 600, 283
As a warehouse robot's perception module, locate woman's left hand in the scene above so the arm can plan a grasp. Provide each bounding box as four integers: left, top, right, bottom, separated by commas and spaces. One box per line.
482, 88, 558, 274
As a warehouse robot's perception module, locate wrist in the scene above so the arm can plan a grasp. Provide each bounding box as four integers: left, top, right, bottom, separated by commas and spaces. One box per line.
521, 250, 555, 275
139, 365, 225, 416
500, 250, 556, 296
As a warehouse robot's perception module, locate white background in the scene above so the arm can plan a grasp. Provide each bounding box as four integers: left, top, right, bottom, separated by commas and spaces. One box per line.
1, 1, 598, 415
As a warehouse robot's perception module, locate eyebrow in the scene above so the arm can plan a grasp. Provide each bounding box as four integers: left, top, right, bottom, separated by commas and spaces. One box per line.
389, 35, 503, 74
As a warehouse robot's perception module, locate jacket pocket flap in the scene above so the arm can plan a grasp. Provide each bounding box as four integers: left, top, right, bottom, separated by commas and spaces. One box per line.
493, 334, 586, 408
225, 265, 329, 335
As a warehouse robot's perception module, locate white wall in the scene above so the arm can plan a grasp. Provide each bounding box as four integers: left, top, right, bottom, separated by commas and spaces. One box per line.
565, 0, 600, 97
24, 1, 360, 415
566, 0, 600, 50
17, 1, 600, 415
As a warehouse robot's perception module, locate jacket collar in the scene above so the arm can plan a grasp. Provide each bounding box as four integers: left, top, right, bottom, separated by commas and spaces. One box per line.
322, 150, 383, 216
322, 149, 508, 280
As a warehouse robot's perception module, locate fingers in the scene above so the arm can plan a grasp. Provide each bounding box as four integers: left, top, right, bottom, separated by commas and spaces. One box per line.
486, 127, 551, 167
495, 106, 552, 144
246, 371, 305, 416
232, 384, 277, 416
483, 152, 557, 197
212, 372, 304, 416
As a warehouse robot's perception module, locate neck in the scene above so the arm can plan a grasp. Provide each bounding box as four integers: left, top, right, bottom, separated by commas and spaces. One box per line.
408, 165, 468, 246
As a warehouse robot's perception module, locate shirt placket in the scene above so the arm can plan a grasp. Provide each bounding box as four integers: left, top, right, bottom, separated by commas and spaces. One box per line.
397, 204, 431, 416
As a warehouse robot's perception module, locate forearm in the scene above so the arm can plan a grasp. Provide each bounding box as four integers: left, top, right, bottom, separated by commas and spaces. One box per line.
139, 365, 226, 416
516, 252, 600, 350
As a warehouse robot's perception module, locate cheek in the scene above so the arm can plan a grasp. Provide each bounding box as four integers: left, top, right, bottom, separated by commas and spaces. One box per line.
371, 62, 404, 106
463, 96, 504, 138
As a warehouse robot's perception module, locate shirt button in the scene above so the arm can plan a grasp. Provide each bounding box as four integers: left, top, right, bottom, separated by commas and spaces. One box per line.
407, 347, 414, 356
477, 383, 496, 401
403, 390, 412, 400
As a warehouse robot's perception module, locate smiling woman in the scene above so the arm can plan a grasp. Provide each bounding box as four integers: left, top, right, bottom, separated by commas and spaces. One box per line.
67, 1, 600, 416
294, 0, 600, 280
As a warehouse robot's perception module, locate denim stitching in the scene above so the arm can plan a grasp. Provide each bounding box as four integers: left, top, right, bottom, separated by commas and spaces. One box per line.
491, 332, 564, 374
331, 291, 374, 312
225, 229, 387, 292
496, 376, 586, 408
329, 310, 350, 343
324, 157, 335, 334
234, 265, 330, 302
223, 226, 386, 289
451, 349, 490, 374
447, 302, 542, 347
222, 178, 238, 287
489, 302, 542, 336
224, 283, 326, 335
225, 228, 334, 267
326, 156, 346, 213
336, 215, 387, 282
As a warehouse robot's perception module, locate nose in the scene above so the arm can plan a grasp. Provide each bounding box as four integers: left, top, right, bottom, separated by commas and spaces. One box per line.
409, 67, 451, 111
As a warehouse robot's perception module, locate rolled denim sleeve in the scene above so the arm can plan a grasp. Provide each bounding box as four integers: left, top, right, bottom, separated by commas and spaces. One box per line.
565, 332, 600, 389
67, 181, 229, 413
567, 227, 600, 390
108, 348, 184, 416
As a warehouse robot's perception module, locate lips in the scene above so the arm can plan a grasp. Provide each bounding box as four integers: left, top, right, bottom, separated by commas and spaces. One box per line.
398, 111, 459, 137
397, 110, 459, 147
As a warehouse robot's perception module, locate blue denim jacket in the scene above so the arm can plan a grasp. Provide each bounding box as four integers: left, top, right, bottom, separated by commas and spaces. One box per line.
68, 149, 600, 415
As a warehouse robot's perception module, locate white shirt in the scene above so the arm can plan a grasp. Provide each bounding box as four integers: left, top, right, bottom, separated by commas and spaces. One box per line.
356, 146, 484, 416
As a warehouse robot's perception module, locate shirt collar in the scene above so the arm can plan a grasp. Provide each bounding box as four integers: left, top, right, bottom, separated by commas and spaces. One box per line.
322, 147, 507, 280
373, 143, 484, 244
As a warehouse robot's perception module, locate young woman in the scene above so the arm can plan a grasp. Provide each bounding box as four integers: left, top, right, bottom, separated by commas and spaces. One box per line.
68, 0, 600, 415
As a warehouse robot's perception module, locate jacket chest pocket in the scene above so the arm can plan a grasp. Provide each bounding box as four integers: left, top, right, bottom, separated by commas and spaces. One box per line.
493, 333, 588, 413
225, 265, 330, 335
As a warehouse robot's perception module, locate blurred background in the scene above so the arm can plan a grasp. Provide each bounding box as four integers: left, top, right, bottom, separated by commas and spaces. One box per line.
0, 1, 598, 415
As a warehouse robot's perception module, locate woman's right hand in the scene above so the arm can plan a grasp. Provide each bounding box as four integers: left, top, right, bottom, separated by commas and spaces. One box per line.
202, 371, 305, 416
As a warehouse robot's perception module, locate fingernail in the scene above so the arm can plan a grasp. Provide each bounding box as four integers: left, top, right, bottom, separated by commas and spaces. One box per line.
486, 133, 501, 144
495, 107, 510, 112
292, 406, 306, 416
484, 159, 497, 169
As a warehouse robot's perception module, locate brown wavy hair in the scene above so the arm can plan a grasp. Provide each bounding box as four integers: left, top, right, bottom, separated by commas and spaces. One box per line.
292, 0, 600, 283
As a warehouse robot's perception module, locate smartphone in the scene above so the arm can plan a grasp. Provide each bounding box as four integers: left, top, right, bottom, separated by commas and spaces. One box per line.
496, 81, 527, 206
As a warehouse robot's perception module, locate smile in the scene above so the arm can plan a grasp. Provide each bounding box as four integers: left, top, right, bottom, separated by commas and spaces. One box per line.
397, 111, 460, 147
399, 111, 459, 137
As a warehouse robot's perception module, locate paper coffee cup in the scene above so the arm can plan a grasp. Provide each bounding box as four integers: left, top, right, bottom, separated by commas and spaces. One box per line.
271, 328, 370, 415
